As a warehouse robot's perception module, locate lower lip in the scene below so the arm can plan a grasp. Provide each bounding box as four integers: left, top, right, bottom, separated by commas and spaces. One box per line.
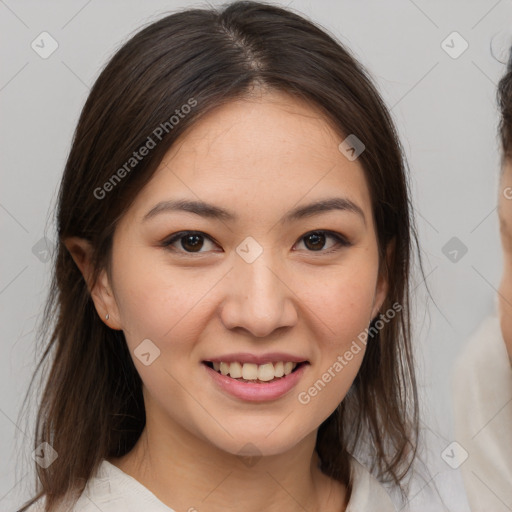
203, 363, 308, 402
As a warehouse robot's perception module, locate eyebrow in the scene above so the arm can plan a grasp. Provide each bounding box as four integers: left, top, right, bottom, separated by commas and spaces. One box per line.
142, 197, 366, 225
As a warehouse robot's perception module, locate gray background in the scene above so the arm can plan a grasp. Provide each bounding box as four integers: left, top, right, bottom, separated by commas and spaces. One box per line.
1, 0, 510, 510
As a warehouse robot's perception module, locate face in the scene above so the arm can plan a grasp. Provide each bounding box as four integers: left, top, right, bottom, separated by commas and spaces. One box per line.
498, 161, 512, 362
93, 89, 388, 457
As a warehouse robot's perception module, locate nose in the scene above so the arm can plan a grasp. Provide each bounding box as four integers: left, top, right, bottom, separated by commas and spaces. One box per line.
219, 252, 298, 338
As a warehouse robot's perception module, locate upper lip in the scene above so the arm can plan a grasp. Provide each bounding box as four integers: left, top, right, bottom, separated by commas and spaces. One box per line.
203, 352, 309, 365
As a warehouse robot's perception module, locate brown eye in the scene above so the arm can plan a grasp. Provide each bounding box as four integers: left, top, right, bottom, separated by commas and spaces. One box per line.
181, 234, 204, 252
304, 231, 326, 251
296, 230, 351, 254
162, 231, 217, 254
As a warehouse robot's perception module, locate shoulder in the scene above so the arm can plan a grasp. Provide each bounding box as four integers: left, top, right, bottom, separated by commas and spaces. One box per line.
72, 460, 176, 511
452, 313, 512, 511
19, 461, 143, 512
453, 312, 512, 421
454, 313, 507, 376
346, 457, 396, 512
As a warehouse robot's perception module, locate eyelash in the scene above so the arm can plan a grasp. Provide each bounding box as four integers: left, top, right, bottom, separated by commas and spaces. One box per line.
161, 230, 351, 256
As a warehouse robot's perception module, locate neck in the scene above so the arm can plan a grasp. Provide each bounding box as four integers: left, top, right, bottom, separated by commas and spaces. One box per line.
109, 416, 348, 512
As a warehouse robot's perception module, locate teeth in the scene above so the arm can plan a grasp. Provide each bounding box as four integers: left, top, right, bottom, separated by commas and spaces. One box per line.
283, 362, 294, 375
229, 361, 243, 378
242, 363, 258, 380
258, 363, 275, 382
211, 361, 299, 380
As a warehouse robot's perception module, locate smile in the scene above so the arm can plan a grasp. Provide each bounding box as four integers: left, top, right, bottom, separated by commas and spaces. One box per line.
203, 360, 308, 384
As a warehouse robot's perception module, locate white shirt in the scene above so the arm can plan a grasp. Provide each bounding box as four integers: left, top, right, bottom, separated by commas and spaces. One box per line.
25, 455, 396, 511
453, 311, 512, 511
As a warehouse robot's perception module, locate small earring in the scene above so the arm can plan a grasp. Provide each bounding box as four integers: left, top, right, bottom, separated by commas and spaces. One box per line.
105, 313, 110, 320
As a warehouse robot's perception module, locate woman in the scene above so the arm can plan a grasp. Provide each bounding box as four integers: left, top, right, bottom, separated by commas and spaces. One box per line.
19, 1, 420, 510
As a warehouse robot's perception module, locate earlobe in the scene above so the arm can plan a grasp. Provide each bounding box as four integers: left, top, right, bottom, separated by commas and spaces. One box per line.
91, 268, 122, 330
371, 273, 388, 321
63, 236, 122, 330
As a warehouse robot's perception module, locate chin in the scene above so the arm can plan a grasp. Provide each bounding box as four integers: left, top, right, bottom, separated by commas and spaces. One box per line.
203, 428, 309, 459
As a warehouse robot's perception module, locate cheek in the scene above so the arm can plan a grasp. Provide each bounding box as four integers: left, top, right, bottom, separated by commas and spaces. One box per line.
294, 260, 378, 405
301, 259, 378, 343
110, 247, 209, 348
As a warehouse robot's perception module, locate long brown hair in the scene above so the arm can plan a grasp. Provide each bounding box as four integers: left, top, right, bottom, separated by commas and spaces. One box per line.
18, 1, 420, 510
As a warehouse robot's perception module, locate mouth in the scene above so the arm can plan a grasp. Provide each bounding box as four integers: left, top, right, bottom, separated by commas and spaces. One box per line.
202, 360, 309, 384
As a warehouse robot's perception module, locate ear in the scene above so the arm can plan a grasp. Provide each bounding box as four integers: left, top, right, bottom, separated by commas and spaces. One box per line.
370, 238, 395, 320
63, 236, 122, 330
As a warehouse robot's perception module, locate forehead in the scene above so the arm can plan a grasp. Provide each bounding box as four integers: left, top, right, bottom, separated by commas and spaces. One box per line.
128, 90, 373, 222
173, 90, 343, 167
